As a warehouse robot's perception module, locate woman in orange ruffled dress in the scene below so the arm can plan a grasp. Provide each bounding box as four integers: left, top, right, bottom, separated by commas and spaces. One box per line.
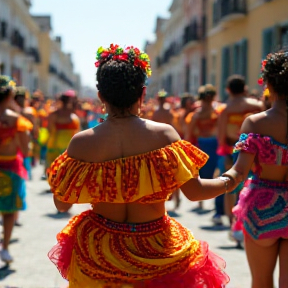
0, 76, 32, 263
48, 44, 243, 288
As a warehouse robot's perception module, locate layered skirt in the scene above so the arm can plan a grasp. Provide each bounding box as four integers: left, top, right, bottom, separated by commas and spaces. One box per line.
233, 178, 288, 239
0, 154, 27, 213
48, 210, 229, 288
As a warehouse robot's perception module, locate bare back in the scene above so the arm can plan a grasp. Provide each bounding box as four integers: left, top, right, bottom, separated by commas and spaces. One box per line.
218, 97, 264, 146
67, 117, 180, 223
241, 107, 288, 182
152, 108, 173, 125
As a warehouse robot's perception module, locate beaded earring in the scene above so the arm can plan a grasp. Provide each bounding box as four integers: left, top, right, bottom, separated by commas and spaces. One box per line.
101, 103, 106, 114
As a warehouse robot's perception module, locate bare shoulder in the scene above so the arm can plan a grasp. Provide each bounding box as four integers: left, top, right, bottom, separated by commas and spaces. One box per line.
67, 128, 95, 160
71, 112, 80, 120
245, 97, 264, 110
241, 111, 267, 134
4, 109, 19, 125
6, 108, 19, 118
144, 119, 181, 143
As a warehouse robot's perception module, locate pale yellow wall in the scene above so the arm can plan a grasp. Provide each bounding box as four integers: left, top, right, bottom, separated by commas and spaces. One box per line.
37, 32, 51, 95
207, 0, 288, 95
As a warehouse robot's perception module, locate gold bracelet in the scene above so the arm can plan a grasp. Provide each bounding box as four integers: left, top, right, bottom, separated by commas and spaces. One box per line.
217, 176, 231, 193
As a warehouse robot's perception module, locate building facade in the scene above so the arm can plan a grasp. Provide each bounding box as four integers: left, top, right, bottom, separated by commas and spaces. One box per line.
147, 0, 288, 99
206, 0, 288, 99
0, 0, 81, 97
147, 0, 207, 97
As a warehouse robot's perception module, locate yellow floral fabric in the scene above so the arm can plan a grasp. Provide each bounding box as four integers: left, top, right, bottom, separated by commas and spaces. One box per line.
49, 140, 208, 204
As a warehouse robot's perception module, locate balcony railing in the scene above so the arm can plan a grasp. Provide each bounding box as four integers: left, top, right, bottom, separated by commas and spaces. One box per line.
183, 21, 201, 46
49, 64, 58, 74
213, 0, 247, 25
0, 21, 8, 40
162, 40, 183, 65
58, 71, 74, 87
26, 47, 41, 63
11, 29, 25, 51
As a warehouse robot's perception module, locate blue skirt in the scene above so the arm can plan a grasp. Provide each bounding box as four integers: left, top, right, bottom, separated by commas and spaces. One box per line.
198, 137, 218, 179
0, 169, 26, 213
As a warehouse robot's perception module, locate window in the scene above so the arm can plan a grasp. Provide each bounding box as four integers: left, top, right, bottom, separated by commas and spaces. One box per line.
210, 54, 217, 85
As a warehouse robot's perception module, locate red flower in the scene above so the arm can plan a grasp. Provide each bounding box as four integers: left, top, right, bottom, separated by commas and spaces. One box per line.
110, 44, 119, 54
134, 48, 140, 55
118, 53, 128, 61
101, 51, 110, 58
262, 60, 267, 67
258, 78, 264, 85
95, 61, 100, 67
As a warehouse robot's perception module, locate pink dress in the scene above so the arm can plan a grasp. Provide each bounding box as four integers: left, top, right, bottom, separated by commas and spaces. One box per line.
233, 133, 288, 240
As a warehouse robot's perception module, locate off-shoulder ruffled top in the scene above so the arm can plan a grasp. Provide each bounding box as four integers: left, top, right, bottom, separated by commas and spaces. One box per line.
234, 133, 288, 175
48, 140, 208, 204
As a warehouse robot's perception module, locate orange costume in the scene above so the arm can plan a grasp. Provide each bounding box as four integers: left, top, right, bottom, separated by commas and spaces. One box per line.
46, 117, 80, 170
0, 116, 33, 212
48, 140, 229, 288
217, 110, 257, 156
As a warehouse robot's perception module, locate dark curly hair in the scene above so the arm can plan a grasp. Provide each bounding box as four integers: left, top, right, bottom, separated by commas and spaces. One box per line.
96, 59, 146, 111
262, 49, 288, 139
262, 50, 288, 98
226, 75, 246, 95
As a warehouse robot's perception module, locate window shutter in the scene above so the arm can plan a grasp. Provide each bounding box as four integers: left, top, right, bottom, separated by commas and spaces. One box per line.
240, 38, 248, 79
262, 27, 273, 58
221, 46, 230, 101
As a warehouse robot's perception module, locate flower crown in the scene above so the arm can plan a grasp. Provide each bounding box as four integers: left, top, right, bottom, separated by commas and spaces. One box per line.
258, 52, 288, 85
95, 44, 152, 78
0, 75, 16, 88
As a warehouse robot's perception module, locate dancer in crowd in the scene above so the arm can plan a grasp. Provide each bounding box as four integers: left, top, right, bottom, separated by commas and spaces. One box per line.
152, 89, 181, 210
214, 75, 264, 226
173, 93, 195, 139
13, 86, 34, 180
186, 84, 222, 210
152, 89, 173, 124
38, 100, 50, 165
47, 44, 245, 288
46, 90, 80, 176
231, 50, 288, 287
0, 76, 31, 263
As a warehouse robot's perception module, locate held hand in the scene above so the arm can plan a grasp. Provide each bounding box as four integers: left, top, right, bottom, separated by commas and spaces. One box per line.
222, 169, 244, 192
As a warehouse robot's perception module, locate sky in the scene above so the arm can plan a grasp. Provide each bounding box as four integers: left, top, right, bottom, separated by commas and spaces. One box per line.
31, 0, 172, 89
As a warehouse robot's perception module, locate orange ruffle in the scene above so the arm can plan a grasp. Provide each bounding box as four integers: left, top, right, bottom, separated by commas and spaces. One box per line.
48, 140, 208, 204
17, 116, 33, 132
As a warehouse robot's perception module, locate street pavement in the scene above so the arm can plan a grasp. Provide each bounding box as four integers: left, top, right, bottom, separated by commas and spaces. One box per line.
0, 163, 279, 288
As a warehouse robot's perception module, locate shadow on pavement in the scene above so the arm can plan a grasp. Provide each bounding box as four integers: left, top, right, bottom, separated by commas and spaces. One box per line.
39, 189, 52, 195
200, 225, 230, 231
44, 211, 72, 219
167, 210, 181, 217
0, 264, 16, 280
0, 238, 19, 245
218, 244, 244, 250
191, 208, 213, 215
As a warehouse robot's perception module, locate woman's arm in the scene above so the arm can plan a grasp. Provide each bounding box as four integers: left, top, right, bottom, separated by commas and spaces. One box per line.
17, 131, 30, 157
181, 171, 243, 201
181, 116, 255, 201
53, 195, 73, 213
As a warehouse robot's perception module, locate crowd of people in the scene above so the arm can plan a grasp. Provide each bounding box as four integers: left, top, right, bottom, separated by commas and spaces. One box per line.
0, 44, 287, 288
